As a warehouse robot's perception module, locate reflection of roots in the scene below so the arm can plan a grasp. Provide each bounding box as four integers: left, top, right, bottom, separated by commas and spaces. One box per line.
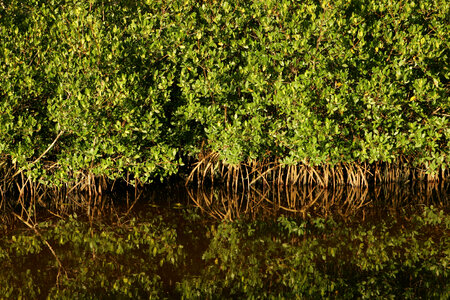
4, 187, 144, 229
187, 181, 449, 220
187, 152, 448, 189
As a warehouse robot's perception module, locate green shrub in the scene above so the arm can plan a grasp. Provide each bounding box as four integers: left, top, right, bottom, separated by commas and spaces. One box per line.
1, 0, 448, 189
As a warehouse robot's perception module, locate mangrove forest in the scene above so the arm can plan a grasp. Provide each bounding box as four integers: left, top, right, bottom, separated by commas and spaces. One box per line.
0, 0, 448, 298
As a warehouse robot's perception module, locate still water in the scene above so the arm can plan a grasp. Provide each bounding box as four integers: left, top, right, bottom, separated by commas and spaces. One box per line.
1, 182, 448, 299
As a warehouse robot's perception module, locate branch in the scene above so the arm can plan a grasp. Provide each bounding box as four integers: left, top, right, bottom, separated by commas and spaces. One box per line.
31, 130, 64, 165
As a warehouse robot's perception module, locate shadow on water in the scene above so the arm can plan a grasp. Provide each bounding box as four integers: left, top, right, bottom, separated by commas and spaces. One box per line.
0, 181, 448, 299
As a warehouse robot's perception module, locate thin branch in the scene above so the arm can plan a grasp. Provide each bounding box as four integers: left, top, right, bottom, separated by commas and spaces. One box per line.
13, 212, 67, 278
13, 131, 64, 178
31, 130, 64, 166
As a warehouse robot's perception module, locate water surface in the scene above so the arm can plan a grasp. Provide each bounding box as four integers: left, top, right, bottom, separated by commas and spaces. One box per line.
1, 182, 448, 298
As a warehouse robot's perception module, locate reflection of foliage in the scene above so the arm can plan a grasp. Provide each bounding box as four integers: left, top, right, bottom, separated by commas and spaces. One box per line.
179, 206, 449, 298
0, 215, 184, 298
0, 206, 448, 298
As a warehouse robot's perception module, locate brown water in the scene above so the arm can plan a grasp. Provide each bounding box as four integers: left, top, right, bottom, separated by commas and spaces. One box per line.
0, 181, 448, 299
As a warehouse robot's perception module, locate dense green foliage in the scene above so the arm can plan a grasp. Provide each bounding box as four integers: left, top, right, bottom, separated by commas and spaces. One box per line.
1, 0, 449, 188
0, 205, 448, 298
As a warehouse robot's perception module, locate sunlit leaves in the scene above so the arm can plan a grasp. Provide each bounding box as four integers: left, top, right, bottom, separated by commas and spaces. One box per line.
0, 0, 448, 187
